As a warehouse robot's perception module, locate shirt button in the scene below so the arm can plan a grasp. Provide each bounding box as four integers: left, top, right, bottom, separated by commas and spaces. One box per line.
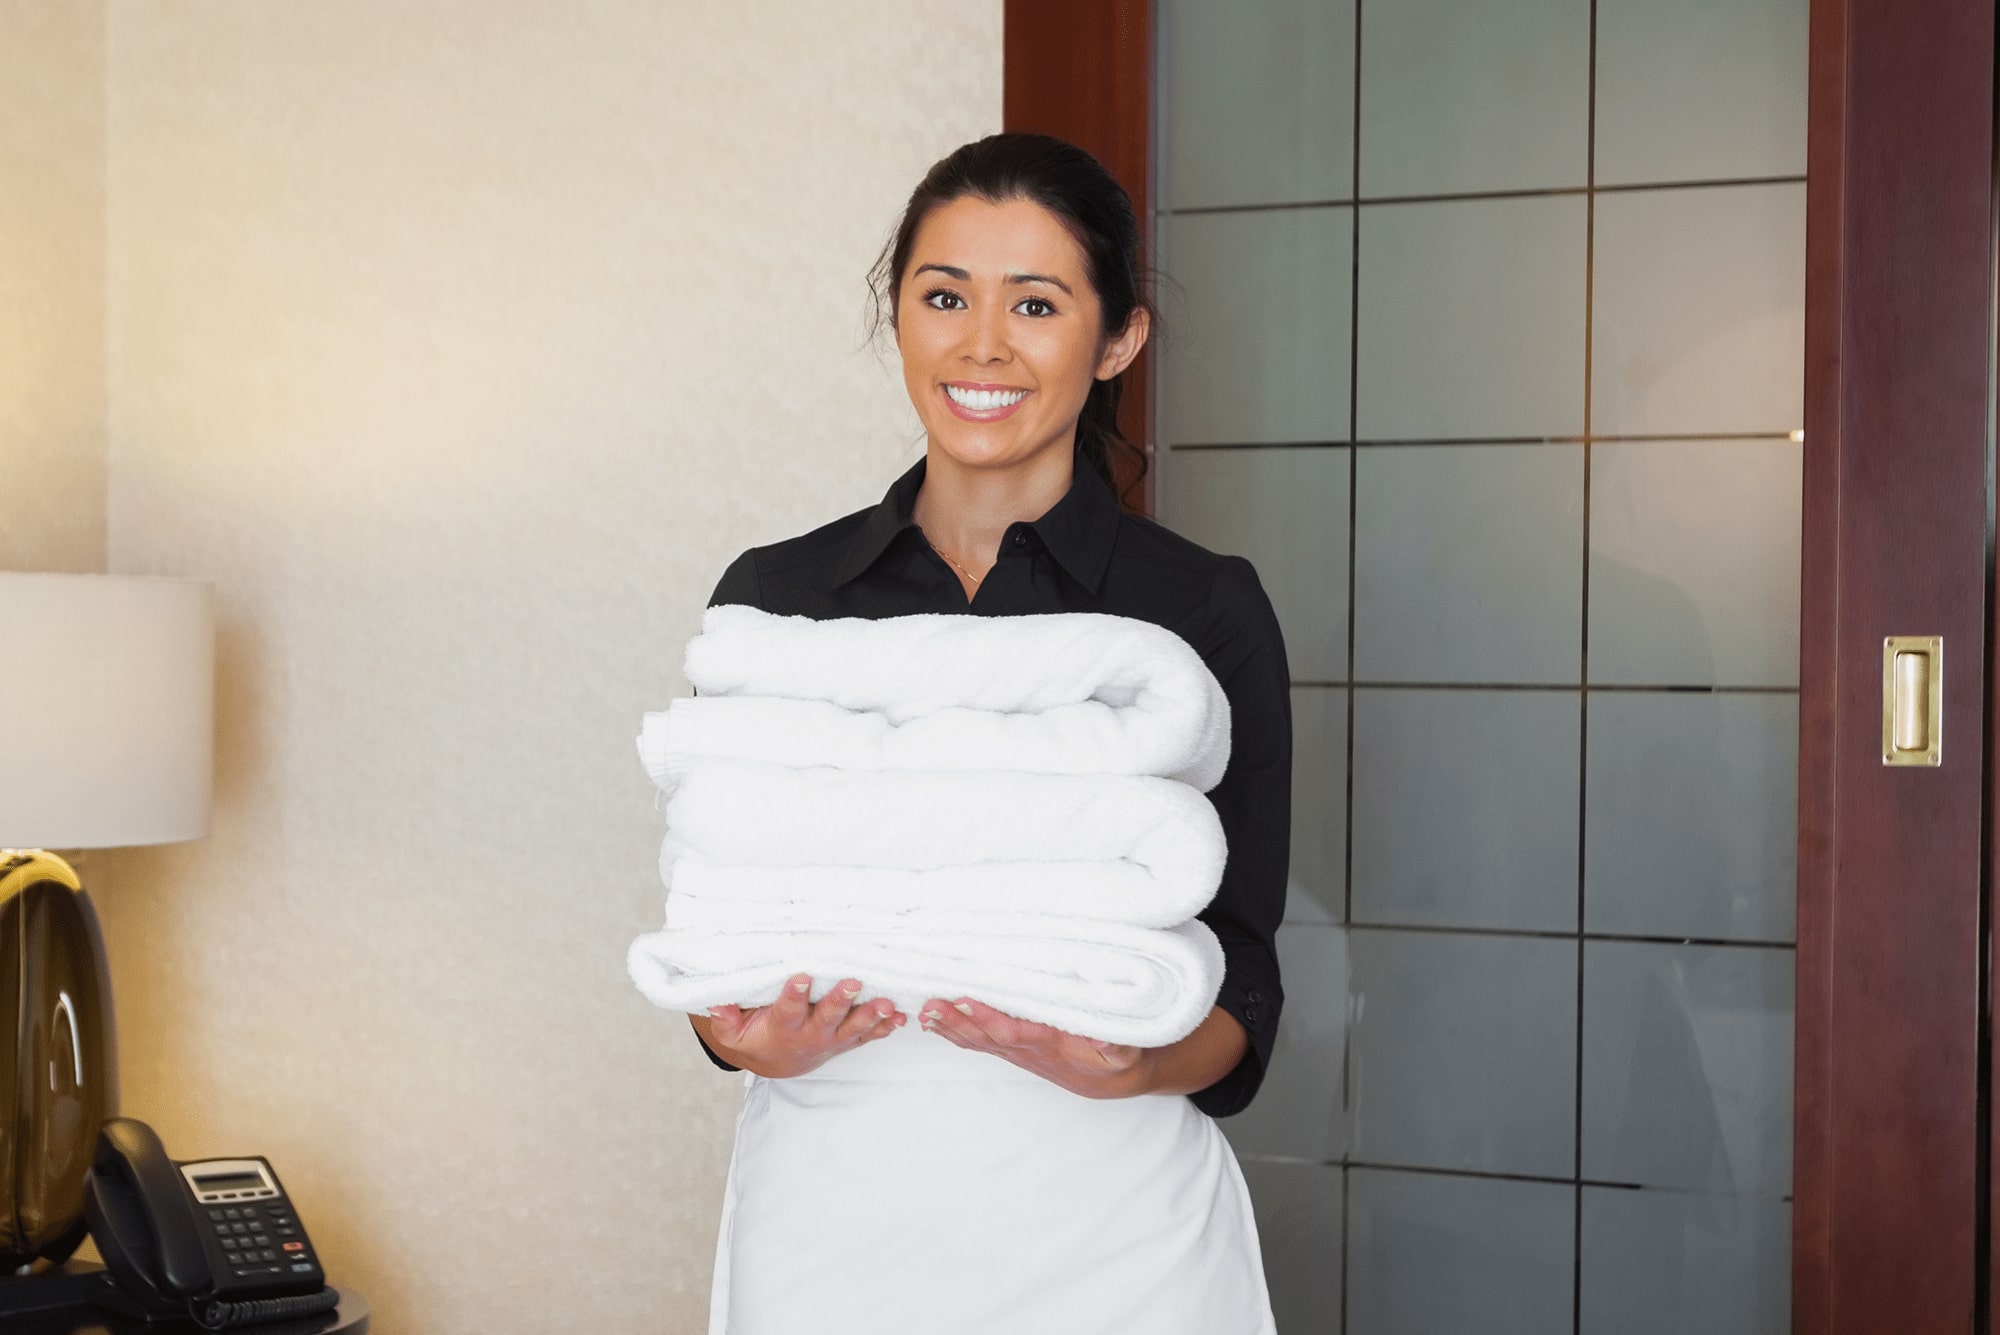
1012, 532, 1027, 546
1247, 989, 1264, 1004
1243, 1005, 1261, 1025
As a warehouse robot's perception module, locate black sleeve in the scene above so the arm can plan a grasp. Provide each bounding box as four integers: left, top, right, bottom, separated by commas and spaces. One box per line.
707, 547, 762, 611
689, 548, 763, 1076
1187, 555, 1294, 1119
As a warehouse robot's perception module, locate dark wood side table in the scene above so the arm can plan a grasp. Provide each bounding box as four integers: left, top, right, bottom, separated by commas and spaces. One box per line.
0, 1261, 369, 1333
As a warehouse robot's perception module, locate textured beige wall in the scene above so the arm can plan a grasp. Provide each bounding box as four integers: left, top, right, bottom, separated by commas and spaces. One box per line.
89, 3, 1000, 1330
0, 0, 106, 573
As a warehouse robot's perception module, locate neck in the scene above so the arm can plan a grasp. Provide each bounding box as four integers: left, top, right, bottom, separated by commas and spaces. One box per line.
911, 440, 1075, 565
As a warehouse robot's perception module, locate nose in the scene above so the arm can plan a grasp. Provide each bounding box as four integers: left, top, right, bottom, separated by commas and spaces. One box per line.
962, 300, 1011, 366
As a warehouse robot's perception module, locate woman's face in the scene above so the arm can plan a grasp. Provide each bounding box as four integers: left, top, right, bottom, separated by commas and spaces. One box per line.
895, 195, 1146, 473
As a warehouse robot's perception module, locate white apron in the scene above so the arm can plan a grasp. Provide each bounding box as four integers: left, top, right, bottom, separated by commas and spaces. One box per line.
706, 1020, 1278, 1335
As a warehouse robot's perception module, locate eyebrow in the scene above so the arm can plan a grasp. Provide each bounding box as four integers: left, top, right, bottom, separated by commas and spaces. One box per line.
914, 263, 1075, 298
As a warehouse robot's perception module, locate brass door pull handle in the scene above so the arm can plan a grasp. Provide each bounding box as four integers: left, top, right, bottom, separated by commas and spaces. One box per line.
1882, 636, 1942, 765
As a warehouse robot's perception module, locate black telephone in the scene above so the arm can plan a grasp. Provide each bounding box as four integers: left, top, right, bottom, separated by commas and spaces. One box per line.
82, 1118, 339, 1329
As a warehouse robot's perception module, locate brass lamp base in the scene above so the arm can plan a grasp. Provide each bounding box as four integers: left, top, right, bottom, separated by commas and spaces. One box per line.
0, 850, 118, 1274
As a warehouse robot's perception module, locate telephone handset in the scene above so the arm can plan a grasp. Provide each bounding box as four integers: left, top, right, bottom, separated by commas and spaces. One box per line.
82, 1117, 339, 1329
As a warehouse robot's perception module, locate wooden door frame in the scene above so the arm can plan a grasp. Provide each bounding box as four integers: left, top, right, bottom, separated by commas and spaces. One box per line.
1007, 1, 2000, 1331
1797, 0, 1994, 1330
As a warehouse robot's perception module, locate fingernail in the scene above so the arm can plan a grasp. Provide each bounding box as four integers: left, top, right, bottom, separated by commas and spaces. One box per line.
921, 1009, 940, 1024
843, 982, 863, 996
792, 979, 810, 994
952, 1002, 974, 1016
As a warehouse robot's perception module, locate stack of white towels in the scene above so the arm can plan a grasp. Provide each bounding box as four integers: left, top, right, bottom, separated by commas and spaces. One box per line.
625, 603, 1234, 1048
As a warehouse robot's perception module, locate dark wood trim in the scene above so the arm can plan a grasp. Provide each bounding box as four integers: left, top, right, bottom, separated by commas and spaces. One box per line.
1003, 0, 1154, 517
1798, 0, 1995, 1330
1989, 20, 2000, 1316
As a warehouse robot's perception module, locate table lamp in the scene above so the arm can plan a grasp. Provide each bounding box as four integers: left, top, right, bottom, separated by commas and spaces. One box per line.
0, 573, 214, 1276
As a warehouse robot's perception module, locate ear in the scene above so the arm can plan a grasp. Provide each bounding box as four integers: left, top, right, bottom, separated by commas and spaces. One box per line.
1094, 306, 1151, 381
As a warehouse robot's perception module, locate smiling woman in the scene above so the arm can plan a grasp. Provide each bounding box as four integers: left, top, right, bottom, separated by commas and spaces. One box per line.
680, 132, 1289, 1335
893, 195, 1143, 469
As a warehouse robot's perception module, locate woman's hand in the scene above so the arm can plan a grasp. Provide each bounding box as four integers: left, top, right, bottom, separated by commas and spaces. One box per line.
917, 996, 1157, 1099
695, 974, 906, 1079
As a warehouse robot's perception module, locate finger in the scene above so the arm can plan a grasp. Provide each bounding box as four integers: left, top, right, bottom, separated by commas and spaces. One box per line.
919, 1000, 989, 1052
922, 1014, 974, 1049
835, 994, 901, 1045
862, 1009, 908, 1042
950, 997, 1042, 1050
917, 998, 956, 1034
704, 1004, 747, 1044
769, 973, 814, 1027
916, 1000, 952, 1038
812, 978, 865, 1032
943, 998, 1008, 1046
864, 1002, 908, 1040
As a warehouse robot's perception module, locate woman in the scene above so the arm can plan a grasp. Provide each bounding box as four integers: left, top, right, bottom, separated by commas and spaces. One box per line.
685, 132, 1292, 1334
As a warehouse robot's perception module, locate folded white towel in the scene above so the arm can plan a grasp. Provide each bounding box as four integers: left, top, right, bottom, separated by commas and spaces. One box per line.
659, 855, 1212, 931
626, 915, 1225, 1049
639, 604, 1232, 792
657, 756, 1226, 917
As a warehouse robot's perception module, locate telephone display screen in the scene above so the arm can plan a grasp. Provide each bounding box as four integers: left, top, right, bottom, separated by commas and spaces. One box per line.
192, 1171, 266, 1193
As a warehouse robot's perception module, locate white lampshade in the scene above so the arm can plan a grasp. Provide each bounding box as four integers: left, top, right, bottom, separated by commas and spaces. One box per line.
0, 572, 215, 849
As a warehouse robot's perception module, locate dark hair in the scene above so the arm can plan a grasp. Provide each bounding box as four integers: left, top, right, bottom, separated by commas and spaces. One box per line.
867, 132, 1156, 508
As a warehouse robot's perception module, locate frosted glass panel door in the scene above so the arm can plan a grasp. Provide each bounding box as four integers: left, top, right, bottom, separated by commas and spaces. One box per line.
1153, 1, 1806, 1331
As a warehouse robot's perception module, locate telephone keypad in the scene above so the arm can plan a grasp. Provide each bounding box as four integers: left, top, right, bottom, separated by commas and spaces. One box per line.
144, 1151, 319, 1298
203, 1188, 317, 1284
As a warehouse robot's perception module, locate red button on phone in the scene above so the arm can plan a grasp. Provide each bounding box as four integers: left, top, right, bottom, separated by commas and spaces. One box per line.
282, 1242, 305, 1252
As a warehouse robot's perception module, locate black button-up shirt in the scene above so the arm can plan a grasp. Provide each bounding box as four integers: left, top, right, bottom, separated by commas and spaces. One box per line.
687, 447, 1293, 1118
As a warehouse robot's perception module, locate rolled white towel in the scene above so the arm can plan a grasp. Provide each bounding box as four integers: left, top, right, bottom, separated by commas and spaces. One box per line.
640, 604, 1232, 792
626, 914, 1225, 1049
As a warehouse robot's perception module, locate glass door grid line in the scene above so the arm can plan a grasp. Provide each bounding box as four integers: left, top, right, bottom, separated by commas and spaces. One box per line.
1575, 6, 1600, 1328
1168, 432, 1799, 448
1157, 171, 1808, 218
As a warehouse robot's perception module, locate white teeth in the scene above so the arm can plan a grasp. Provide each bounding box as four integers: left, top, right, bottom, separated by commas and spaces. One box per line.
945, 385, 1027, 411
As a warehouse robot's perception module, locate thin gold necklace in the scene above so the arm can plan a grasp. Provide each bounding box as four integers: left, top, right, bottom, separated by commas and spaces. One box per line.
918, 525, 984, 586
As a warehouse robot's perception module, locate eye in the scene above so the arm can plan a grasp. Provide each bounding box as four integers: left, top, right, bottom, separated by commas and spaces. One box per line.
1016, 296, 1057, 318
922, 287, 965, 311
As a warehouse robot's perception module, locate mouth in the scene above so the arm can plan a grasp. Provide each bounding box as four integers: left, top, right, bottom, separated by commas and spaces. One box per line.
941, 383, 1030, 422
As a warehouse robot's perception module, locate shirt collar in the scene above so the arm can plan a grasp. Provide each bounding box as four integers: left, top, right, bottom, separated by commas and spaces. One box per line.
830, 448, 1122, 594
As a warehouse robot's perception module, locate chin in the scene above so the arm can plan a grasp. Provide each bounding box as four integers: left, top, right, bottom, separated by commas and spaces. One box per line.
926, 428, 1021, 468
